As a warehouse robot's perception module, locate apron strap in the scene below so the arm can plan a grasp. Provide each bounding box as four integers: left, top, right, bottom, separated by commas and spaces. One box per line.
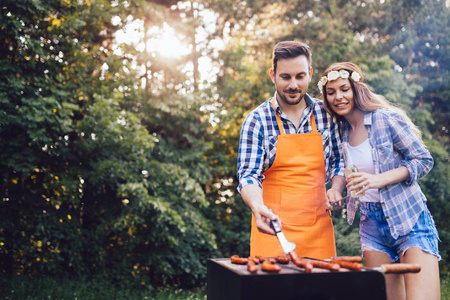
271, 98, 284, 135
310, 112, 318, 133
270, 98, 318, 134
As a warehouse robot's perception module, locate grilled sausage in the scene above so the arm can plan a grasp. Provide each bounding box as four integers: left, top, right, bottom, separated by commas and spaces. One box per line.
261, 260, 282, 272
275, 255, 291, 264
330, 259, 363, 271
248, 257, 260, 264
306, 259, 340, 271
292, 258, 313, 273
288, 251, 299, 261
255, 256, 276, 264
247, 260, 259, 273
230, 255, 248, 265
331, 256, 363, 263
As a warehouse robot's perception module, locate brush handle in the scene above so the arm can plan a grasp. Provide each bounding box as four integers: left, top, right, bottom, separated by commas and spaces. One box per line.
379, 263, 421, 274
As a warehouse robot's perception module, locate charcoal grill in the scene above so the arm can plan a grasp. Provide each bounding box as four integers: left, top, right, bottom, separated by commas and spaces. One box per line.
207, 258, 387, 300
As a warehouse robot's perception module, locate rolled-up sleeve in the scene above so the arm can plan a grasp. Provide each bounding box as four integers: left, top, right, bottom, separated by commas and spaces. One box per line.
388, 113, 434, 185
237, 112, 265, 193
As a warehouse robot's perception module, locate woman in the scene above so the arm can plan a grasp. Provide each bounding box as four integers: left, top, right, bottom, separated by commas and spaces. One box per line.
318, 62, 440, 300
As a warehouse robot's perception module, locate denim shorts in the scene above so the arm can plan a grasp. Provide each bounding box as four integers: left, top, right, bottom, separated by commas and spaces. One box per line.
359, 202, 441, 262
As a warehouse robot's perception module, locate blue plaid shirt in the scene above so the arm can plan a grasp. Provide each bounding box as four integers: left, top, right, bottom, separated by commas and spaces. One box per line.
237, 92, 345, 193
341, 109, 434, 239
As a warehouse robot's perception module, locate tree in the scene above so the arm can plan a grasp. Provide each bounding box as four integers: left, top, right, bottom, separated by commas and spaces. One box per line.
0, 0, 218, 288
387, 0, 450, 266
1, 0, 448, 289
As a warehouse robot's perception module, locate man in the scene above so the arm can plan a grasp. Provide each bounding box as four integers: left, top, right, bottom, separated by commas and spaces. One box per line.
237, 41, 346, 259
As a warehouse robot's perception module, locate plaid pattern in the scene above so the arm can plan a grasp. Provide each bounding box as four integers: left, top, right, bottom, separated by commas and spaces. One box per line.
341, 109, 434, 239
237, 92, 345, 193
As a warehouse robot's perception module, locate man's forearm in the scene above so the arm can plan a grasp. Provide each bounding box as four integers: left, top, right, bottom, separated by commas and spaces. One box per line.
330, 175, 346, 194
240, 184, 264, 213
240, 183, 278, 235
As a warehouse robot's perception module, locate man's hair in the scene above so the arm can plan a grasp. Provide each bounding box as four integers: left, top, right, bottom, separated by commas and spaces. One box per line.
272, 41, 311, 73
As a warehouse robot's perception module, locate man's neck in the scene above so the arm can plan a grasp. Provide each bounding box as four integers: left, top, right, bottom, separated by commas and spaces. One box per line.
277, 96, 307, 130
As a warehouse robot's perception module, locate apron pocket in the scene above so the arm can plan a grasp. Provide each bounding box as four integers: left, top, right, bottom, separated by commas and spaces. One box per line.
279, 187, 321, 226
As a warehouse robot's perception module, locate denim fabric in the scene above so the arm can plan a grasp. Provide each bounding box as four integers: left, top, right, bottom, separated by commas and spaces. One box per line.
340, 109, 434, 238
360, 201, 440, 262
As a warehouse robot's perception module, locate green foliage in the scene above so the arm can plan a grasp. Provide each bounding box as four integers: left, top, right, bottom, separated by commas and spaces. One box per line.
385, 0, 450, 272
1, 0, 217, 289
0, 276, 207, 299
332, 210, 361, 257
1, 0, 448, 290
1, 273, 449, 299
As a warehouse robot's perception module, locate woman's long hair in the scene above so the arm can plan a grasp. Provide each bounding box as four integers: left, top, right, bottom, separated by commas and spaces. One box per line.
320, 62, 423, 142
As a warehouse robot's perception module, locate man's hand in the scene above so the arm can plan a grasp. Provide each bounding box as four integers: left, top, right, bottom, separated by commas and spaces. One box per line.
252, 204, 281, 235
240, 184, 281, 235
326, 188, 343, 211
326, 175, 346, 210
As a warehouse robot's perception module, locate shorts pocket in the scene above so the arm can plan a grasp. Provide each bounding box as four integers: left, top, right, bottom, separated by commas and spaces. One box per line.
360, 207, 368, 222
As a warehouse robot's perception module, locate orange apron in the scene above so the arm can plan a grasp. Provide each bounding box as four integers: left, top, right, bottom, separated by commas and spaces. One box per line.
250, 98, 336, 259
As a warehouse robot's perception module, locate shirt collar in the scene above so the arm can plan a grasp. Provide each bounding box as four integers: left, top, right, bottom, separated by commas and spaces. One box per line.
363, 111, 373, 126
342, 111, 373, 131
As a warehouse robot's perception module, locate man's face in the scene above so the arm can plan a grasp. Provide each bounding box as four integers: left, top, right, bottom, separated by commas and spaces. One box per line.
270, 56, 312, 106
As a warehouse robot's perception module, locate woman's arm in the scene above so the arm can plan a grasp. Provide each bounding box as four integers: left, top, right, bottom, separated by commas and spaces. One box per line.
384, 111, 433, 184
346, 166, 409, 196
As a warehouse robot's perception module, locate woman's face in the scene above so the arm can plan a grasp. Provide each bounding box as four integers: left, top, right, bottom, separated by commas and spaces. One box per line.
325, 77, 355, 117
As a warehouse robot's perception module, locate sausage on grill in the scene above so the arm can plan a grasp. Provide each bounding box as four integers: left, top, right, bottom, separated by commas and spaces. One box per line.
248, 257, 260, 264
330, 259, 363, 271
275, 255, 291, 264
305, 259, 340, 271
230, 255, 248, 265
261, 260, 282, 272
292, 258, 313, 273
247, 260, 259, 273
331, 256, 363, 263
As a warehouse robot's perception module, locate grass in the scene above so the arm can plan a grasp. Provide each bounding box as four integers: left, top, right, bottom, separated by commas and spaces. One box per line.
442, 272, 450, 300
1, 273, 448, 299
0, 276, 206, 300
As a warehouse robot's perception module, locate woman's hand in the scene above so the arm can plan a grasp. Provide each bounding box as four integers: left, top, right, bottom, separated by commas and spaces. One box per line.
346, 172, 386, 196
346, 166, 410, 196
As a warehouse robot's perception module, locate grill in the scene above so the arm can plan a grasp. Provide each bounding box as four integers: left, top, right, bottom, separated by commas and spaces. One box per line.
207, 258, 387, 300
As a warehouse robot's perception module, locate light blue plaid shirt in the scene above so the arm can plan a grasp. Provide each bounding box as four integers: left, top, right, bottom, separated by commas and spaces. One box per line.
237, 92, 345, 193
341, 109, 434, 239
